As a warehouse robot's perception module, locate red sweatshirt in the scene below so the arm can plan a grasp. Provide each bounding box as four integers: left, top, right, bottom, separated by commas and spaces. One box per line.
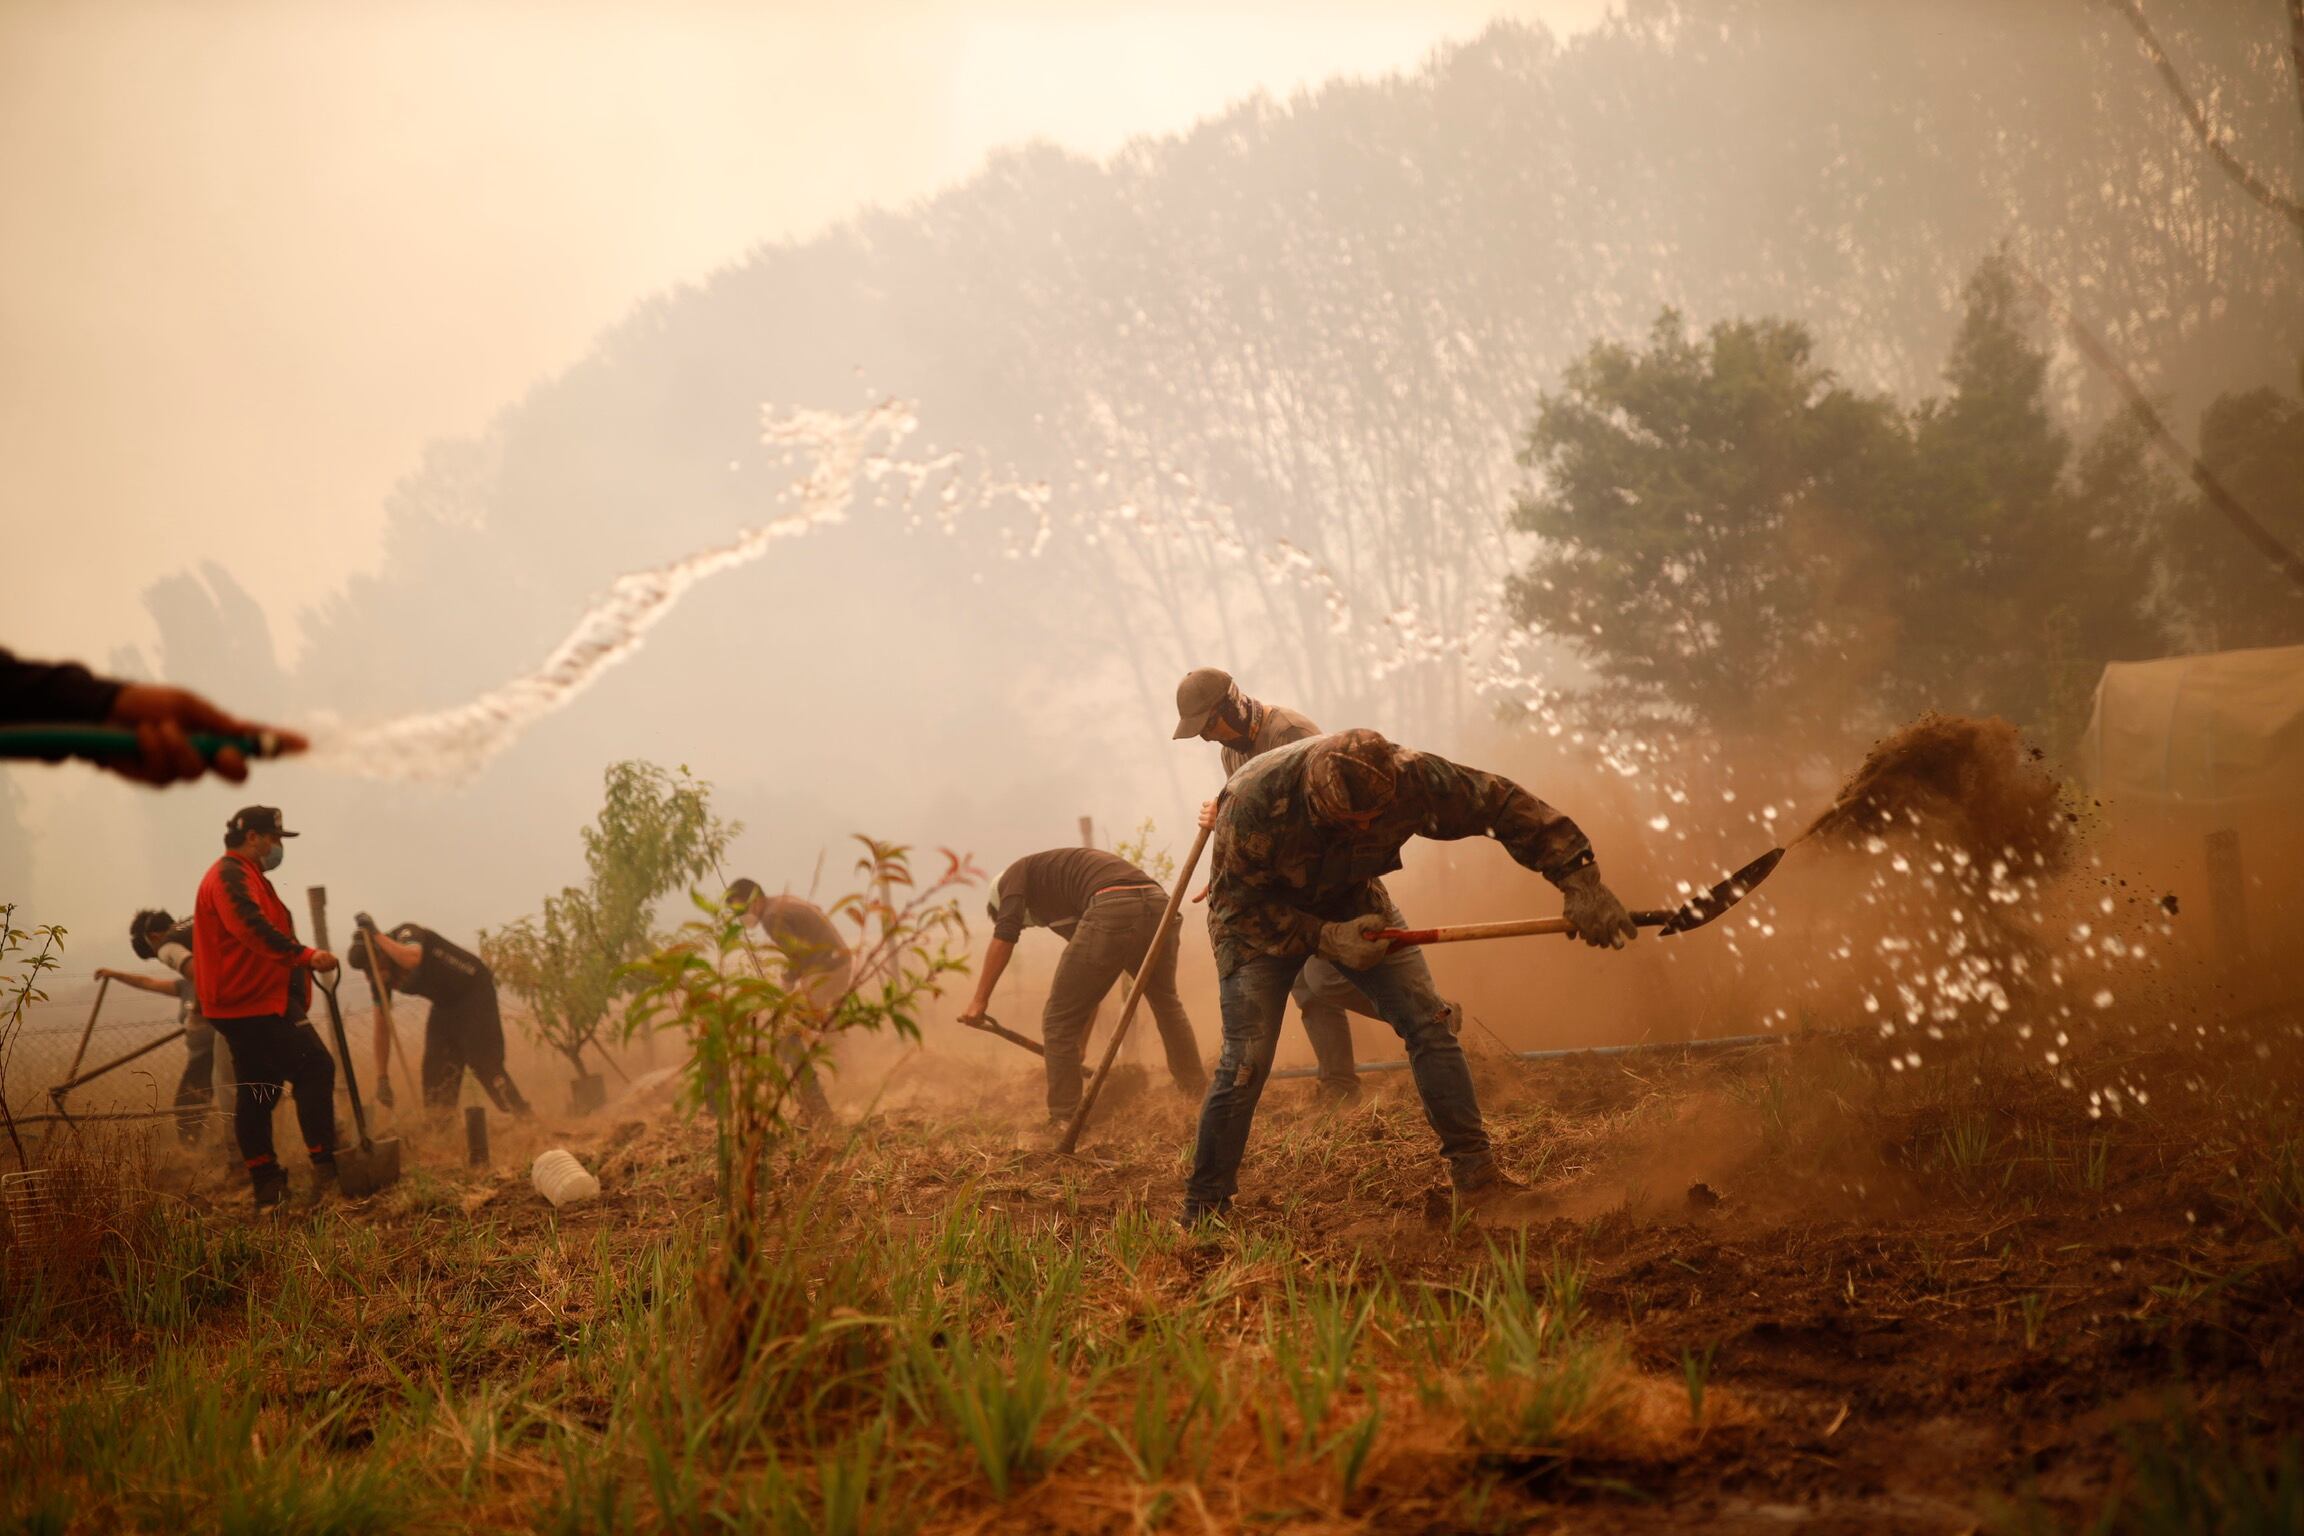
194, 849, 317, 1020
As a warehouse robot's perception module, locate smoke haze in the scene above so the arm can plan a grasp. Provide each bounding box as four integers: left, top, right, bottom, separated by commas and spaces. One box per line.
5, 1, 2298, 1074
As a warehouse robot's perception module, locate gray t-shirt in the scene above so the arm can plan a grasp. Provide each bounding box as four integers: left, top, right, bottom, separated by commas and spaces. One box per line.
1220, 701, 1320, 778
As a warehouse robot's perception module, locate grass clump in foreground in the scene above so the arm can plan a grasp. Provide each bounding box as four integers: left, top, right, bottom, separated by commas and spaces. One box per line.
2, 1146, 1659, 1533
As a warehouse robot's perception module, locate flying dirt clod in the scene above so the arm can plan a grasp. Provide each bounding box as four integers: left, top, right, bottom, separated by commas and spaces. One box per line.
1797, 713, 2070, 869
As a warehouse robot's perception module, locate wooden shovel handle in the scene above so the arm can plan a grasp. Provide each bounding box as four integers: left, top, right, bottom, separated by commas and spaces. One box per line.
1377, 910, 1678, 947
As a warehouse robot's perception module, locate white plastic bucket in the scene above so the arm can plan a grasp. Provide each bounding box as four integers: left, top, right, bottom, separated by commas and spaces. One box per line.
531, 1149, 601, 1208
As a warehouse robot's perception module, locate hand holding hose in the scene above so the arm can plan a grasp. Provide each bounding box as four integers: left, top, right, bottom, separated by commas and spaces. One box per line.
105, 683, 306, 786
1558, 866, 1637, 950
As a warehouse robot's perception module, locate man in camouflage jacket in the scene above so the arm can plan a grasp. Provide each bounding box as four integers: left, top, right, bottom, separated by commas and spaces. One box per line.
1185, 728, 1637, 1223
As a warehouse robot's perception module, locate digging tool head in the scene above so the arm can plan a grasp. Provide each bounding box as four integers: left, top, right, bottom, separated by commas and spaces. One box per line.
1658, 847, 1785, 935
334, 1135, 403, 1198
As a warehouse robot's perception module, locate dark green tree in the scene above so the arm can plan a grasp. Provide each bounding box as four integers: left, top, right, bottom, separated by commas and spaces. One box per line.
2164, 373, 2304, 651
1896, 259, 2169, 745
1510, 257, 2175, 749
1507, 309, 1910, 738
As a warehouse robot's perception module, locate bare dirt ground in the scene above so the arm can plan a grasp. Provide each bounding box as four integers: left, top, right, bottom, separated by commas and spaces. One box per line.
18, 998, 2292, 1534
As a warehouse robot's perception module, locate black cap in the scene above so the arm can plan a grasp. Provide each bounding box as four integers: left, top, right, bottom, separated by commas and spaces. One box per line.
226, 805, 298, 841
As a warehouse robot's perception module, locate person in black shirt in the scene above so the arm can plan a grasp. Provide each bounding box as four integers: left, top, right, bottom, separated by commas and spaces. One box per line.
958, 847, 1207, 1126
348, 916, 532, 1117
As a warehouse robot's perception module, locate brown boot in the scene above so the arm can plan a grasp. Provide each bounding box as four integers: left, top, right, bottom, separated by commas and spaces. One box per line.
250, 1162, 290, 1210
1452, 1168, 1544, 1223
298, 1162, 340, 1207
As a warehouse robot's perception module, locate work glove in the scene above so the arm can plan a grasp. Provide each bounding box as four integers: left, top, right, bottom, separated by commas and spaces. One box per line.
354, 911, 378, 933
1317, 915, 1392, 971
1559, 865, 1637, 950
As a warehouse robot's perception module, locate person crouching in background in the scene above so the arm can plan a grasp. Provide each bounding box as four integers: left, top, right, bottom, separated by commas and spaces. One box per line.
347, 915, 533, 1119
719, 878, 853, 1124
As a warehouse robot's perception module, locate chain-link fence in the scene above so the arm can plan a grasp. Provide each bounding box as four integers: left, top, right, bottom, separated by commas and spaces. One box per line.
4, 970, 221, 1130
4, 969, 648, 1140
1, 970, 452, 1135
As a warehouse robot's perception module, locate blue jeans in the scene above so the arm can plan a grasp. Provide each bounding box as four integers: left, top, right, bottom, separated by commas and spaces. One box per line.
1184, 949, 1496, 1221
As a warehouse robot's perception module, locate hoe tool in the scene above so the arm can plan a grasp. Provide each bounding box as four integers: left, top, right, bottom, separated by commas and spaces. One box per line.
958, 1012, 1113, 1087
1376, 846, 1785, 949
315, 970, 403, 1197
959, 1013, 1052, 1057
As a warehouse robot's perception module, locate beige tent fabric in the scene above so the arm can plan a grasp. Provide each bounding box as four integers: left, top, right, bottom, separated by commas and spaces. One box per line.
2079, 644, 2304, 808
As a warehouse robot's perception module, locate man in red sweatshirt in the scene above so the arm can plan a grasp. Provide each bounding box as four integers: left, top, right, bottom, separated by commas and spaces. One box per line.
194, 805, 341, 1208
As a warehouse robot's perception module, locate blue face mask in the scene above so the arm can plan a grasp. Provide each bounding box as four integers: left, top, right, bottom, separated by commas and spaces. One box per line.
260, 843, 285, 872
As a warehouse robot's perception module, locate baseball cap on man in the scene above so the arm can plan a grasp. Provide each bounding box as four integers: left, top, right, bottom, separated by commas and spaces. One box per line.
1172, 667, 1235, 739
225, 805, 298, 843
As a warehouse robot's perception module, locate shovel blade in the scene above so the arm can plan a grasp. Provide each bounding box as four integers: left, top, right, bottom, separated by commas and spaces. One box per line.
335, 1136, 403, 1199
1660, 847, 1786, 935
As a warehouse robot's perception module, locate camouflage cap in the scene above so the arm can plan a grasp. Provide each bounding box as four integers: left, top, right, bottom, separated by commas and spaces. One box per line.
1172, 667, 1236, 739
1304, 729, 1400, 823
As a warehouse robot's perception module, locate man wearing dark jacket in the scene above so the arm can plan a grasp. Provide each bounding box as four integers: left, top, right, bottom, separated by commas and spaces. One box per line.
1184, 729, 1637, 1224
0, 646, 302, 785
348, 916, 533, 1117
958, 847, 1207, 1127
193, 805, 340, 1207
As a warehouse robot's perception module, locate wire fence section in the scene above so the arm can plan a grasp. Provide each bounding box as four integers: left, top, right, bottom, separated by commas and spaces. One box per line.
1, 977, 389, 1125
3, 978, 196, 1122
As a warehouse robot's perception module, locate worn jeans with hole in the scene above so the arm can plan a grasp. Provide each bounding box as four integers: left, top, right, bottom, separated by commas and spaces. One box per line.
1183, 947, 1494, 1221
1041, 887, 1206, 1122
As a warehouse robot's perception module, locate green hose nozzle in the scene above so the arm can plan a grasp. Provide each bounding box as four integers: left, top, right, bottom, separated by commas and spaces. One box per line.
0, 725, 289, 764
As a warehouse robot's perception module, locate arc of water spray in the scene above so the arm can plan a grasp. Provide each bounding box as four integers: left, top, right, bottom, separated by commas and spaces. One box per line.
300, 382, 1567, 788
311, 398, 919, 784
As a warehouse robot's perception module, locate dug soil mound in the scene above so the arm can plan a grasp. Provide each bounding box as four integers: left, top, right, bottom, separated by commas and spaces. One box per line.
1803, 713, 2070, 869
